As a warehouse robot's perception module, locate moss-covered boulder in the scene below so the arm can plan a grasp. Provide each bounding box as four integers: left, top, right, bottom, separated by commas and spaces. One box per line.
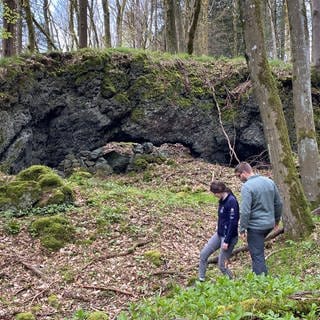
29, 215, 75, 251
15, 312, 36, 320
0, 165, 74, 213
87, 311, 109, 320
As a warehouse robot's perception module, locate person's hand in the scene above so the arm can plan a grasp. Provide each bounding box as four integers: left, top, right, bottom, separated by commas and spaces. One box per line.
222, 242, 229, 250
240, 232, 247, 242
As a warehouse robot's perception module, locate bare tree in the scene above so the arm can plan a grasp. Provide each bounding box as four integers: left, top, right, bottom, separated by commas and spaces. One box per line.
79, 0, 88, 48
69, 0, 79, 49
88, 0, 99, 47
312, 0, 320, 68
240, 0, 314, 240
23, 0, 36, 52
286, 0, 320, 206
43, 0, 53, 50
164, 0, 178, 53
116, 0, 127, 46
102, 0, 111, 47
187, 0, 201, 54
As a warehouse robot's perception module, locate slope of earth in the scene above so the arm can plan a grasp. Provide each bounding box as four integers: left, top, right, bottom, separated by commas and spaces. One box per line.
1, 145, 271, 320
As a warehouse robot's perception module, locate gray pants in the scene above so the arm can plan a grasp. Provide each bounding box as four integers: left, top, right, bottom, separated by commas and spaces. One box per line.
247, 228, 272, 275
199, 232, 238, 280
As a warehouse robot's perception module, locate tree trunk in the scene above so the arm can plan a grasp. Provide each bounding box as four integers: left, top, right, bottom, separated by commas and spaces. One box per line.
16, 0, 22, 54
88, 0, 99, 47
69, 0, 79, 50
312, 0, 320, 68
23, 0, 36, 52
2, 0, 18, 56
43, 0, 53, 50
266, 0, 277, 59
232, 0, 240, 57
239, 0, 314, 240
164, 0, 178, 53
102, 0, 111, 47
175, 0, 185, 52
286, 0, 320, 206
187, 0, 201, 55
78, 0, 88, 48
284, 1, 291, 61
116, 0, 127, 47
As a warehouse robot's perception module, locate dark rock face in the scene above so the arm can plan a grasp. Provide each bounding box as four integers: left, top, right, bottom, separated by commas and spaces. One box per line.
0, 51, 317, 174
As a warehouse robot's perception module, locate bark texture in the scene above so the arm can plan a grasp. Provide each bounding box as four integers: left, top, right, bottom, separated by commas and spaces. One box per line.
286, 0, 320, 206
240, 0, 314, 239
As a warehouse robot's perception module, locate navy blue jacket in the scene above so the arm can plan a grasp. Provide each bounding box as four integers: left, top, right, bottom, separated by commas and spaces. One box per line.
217, 193, 239, 244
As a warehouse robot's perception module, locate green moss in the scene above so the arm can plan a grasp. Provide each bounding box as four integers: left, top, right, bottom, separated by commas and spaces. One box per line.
176, 97, 192, 108
16, 165, 53, 182
29, 215, 75, 251
38, 173, 63, 189
0, 180, 41, 211
297, 129, 317, 141
87, 311, 109, 320
144, 249, 163, 267
15, 312, 35, 320
47, 294, 60, 309
4, 218, 21, 235
101, 76, 117, 98
114, 93, 130, 104
131, 108, 145, 123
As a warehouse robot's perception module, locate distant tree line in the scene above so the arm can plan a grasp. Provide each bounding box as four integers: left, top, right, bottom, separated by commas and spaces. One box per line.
0, 0, 319, 67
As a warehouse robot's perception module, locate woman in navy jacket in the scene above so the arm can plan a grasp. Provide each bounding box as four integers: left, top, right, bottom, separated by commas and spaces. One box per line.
199, 181, 239, 281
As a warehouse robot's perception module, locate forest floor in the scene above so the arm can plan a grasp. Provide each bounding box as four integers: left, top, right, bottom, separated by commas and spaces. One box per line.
1, 145, 281, 320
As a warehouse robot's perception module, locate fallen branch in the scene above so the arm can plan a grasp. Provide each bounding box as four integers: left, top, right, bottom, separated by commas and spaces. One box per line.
80, 239, 152, 273
18, 259, 45, 278
311, 207, 320, 215
81, 285, 134, 296
24, 281, 56, 304
289, 291, 320, 301
208, 227, 284, 264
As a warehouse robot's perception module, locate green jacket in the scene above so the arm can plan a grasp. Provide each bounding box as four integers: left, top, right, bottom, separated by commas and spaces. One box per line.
239, 175, 282, 233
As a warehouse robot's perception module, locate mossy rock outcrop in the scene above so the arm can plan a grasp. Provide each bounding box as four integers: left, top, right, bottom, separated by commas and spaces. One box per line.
29, 215, 75, 251
0, 165, 73, 213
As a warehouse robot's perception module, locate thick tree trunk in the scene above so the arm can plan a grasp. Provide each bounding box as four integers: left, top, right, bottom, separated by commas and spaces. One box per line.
286, 0, 320, 206
187, 0, 201, 55
164, 0, 178, 53
240, 0, 314, 240
2, 0, 18, 56
312, 0, 320, 68
78, 0, 88, 48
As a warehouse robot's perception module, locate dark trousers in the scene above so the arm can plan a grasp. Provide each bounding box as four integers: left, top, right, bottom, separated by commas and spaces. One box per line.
247, 228, 272, 275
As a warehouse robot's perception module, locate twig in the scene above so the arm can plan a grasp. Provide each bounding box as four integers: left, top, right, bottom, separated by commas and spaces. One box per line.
81, 285, 134, 296
80, 239, 152, 272
208, 82, 241, 164
24, 281, 56, 304
18, 259, 45, 278
289, 291, 320, 301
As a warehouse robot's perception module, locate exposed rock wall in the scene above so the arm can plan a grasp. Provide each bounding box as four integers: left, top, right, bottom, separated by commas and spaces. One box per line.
0, 50, 319, 174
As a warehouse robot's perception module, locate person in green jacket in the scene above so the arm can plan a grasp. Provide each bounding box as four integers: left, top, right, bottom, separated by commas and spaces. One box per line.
235, 162, 282, 275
